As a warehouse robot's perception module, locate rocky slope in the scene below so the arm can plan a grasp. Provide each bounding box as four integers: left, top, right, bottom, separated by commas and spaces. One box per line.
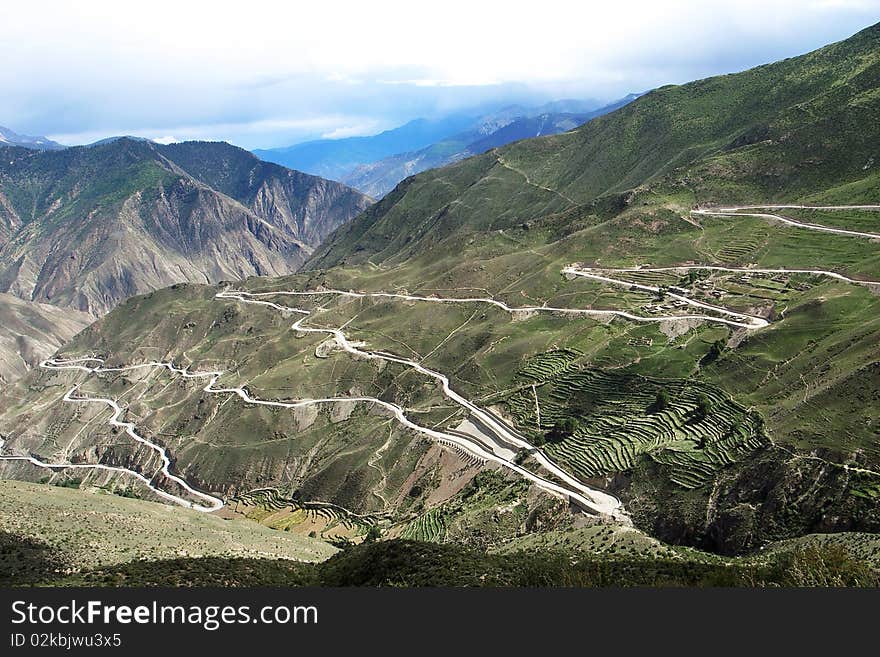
0, 139, 371, 315
0, 293, 91, 385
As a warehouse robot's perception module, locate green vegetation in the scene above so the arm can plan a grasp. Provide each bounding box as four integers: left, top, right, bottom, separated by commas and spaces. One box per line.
2, 479, 879, 587
400, 508, 448, 542
6, 535, 876, 587
309, 23, 880, 270
651, 388, 671, 412
229, 488, 385, 545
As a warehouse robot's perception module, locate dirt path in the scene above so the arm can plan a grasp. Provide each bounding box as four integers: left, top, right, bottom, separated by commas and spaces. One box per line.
692, 205, 880, 239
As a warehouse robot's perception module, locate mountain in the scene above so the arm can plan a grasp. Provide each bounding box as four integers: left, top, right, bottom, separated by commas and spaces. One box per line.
311, 25, 880, 267
160, 141, 373, 246
301, 22, 880, 550
2, 24, 879, 571
341, 95, 641, 198
0, 294, 91, 385
0, 138, 371, 315
0, 125, 64, 151
252, 114, 479, 181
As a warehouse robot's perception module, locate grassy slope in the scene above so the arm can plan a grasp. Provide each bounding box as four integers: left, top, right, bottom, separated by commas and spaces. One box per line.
1, 478, 874, 587
296, 24, 880, 460
0, 479, 336, 582
0, 283, 440, 515
6, 534, 877, 587
298, 23, 880, 549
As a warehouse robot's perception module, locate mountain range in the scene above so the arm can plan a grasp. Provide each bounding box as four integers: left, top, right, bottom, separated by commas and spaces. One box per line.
253, 114, 480, 181
1, 23, 879, 586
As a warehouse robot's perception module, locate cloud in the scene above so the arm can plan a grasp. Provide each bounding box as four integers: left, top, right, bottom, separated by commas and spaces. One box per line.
378, 78, 503, 88
320, 121, 389, 139
3, 0, 878, 148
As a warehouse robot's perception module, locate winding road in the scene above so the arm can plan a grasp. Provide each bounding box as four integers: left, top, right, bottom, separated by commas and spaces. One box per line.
1, 357, 227, 512
1, 203, 874, 521
692, 205, 880, 239
569, 264, 880, 288
561, 266, 769, 328
217, 289, 627, 519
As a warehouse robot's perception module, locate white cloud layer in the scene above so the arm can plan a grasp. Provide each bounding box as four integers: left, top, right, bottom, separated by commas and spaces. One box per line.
1, 0, 878, 148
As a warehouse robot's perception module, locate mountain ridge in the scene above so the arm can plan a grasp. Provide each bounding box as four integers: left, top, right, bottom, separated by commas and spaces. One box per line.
0, 138, 371, 315
253, 114, 479, 181
307, 23, 880, 270
0, 125, 64, 151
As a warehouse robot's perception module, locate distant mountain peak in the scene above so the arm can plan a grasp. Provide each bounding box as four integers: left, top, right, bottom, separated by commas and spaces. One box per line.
0, 125, 64, 151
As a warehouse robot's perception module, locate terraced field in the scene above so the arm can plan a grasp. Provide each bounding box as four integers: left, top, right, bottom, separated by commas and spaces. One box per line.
229, 488, 385, 544
715, 228, 771, 263
504, 350, 769, 488
400, 508, 448, 542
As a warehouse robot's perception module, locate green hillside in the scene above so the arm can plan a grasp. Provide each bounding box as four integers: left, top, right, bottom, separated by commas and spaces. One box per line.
309, 22, 879, 269
0, 479, 335, 585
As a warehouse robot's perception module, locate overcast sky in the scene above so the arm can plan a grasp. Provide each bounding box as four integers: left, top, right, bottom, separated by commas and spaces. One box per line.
2, 0, 878, 149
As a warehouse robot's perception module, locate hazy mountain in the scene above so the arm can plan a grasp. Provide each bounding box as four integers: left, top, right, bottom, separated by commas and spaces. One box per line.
253, 99, 640, 198
0, 138, 371, 315
252, 114, 479, 181
341, 95, 642, 198
0, 125, 64, 151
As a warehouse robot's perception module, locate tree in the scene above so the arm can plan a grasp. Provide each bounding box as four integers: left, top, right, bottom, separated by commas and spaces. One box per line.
364, 524, 382, 544
694, 393, 713, 421
559, 417, 578, 434
650, 388, 671, 413
701, 339, 726, 365
546, 418, 578, 443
